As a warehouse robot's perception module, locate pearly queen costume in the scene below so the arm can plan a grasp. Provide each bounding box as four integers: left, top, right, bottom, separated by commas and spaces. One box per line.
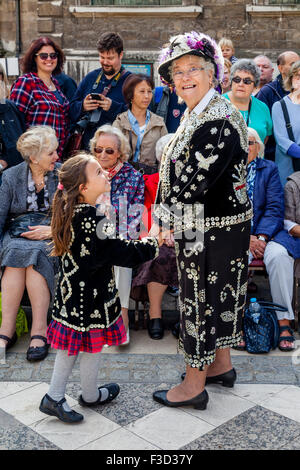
154, 32, 252, 370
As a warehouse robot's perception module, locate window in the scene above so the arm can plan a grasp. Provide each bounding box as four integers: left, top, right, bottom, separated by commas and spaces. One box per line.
91, 0, 181, 5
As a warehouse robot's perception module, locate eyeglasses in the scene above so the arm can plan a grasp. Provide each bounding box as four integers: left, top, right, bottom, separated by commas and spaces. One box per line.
94, 147, 116, 155
232, 76, 254, 85
248, 140, 258, 146
36, 52, 58, 60
172, 67, 205, 81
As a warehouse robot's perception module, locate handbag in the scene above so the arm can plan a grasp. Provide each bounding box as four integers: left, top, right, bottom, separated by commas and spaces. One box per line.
8, 212, 51, 238
280, 99, 300, 172
243, 300, 286, 354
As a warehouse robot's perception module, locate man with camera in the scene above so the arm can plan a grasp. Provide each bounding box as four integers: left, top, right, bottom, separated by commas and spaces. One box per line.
69, 32, 131, 151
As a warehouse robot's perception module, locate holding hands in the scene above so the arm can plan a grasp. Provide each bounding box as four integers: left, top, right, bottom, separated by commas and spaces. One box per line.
149, 223, 174, 248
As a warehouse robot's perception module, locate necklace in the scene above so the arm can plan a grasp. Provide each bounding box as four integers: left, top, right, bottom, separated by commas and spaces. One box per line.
35, 180, 44, 188
41, 77, 55, 91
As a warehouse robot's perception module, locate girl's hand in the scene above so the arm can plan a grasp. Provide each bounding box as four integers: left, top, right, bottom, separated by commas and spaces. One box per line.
20, 225, 52, 240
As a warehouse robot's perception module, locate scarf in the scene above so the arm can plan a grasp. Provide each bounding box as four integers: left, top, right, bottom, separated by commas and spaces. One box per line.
96, 161, 123, 215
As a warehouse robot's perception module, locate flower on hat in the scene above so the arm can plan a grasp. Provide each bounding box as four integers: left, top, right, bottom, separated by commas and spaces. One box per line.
158, 31, 224, 85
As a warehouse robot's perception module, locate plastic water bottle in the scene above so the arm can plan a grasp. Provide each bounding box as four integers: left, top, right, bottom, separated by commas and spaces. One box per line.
249, 298, 261, 323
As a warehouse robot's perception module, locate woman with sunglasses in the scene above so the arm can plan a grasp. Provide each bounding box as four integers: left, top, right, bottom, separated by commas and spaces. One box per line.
10, 37, 69, 159
223, 59, 272, 147
90, 125, 145, 345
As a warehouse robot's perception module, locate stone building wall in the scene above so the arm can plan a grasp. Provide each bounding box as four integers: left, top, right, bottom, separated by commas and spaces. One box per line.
0, 0, 299, 83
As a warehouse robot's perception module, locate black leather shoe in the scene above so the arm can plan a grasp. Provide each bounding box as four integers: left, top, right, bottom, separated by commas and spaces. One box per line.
0, 332, 18, 350
39, 394, 84, 423
153, 389, 209, 410
148, 318, 164, 340
26, 335, 49, 362
78, 383, 120, 407
171, 322, 180, 339
181, 368, 237, 388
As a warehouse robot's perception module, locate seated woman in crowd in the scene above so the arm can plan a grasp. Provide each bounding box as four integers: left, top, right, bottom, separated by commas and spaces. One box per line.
131, 134, 178, 340
10, 37, 69, 159
90, 125, 144, 345
0, 126, 60, 360
272, 60, 300, 186
236, 128, 295, 351
113, 73, 167, 174
223, 59, 273, 146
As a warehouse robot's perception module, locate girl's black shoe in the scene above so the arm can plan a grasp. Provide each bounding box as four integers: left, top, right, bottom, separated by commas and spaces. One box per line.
181, 368, 237, 388
39, 394, 84, 423
78, 383, 120, 407
153, 388, 209, 410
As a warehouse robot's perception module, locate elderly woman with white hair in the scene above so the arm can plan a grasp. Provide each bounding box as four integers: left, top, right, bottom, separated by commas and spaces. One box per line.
235, 128, 295, 351
151, 31, 252, 410
90, 124, 145, 345
223, 59, 273, 146
0, 126, 60, 361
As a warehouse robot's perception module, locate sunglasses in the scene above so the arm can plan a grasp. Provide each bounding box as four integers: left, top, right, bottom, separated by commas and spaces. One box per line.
36, 52, 58, 60
232, 76, 254, 85
248, 140, 258, 146
94, 147, 116, 155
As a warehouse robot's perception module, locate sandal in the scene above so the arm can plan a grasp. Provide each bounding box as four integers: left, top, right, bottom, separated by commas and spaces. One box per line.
278, 326, 295, 352
0, 332, 18, 350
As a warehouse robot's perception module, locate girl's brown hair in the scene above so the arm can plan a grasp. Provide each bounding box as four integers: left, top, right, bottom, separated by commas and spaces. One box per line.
51, 153, 94, 256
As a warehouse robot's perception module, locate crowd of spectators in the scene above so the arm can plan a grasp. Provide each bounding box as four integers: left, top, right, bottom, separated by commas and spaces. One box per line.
0, 32, 299, 359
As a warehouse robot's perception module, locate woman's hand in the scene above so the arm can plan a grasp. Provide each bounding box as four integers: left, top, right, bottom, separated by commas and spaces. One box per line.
20, 225, 52, 240
249, 235, 266, 259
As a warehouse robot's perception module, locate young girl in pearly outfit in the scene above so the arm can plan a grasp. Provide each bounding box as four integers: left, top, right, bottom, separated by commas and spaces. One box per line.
39, 153, 161, 423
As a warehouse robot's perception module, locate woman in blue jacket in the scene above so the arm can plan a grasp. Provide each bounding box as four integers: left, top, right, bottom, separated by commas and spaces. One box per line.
237, 128, 295, 351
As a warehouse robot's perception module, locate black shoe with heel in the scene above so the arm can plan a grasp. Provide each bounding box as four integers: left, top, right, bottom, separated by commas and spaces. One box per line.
148, 318, 164, 340
153, 389, 209, 410
181, 368, 237, 388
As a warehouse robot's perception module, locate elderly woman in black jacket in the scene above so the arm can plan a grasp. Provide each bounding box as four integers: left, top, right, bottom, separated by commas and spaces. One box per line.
0, 126, 59, 361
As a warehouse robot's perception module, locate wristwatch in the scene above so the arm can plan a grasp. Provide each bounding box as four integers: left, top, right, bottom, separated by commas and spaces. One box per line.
0, 163, 4, 173
257, 235, 267, 242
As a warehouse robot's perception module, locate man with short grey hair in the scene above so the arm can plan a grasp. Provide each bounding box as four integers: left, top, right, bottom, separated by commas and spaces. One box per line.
257, 50, 300, 161
253, 55, 274, 95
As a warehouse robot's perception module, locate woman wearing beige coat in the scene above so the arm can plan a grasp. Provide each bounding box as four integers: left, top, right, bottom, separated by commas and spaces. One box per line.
113, 73, 167, 173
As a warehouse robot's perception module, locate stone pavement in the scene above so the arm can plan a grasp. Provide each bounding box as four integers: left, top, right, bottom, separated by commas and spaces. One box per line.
1, 274, 300, 451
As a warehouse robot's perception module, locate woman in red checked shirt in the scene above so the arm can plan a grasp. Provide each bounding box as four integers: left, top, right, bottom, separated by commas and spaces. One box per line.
10, 37, 69, 159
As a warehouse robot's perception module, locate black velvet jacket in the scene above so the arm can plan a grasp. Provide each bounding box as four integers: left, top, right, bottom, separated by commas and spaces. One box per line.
154, 93, 252, 234
52, 204, 159, 332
